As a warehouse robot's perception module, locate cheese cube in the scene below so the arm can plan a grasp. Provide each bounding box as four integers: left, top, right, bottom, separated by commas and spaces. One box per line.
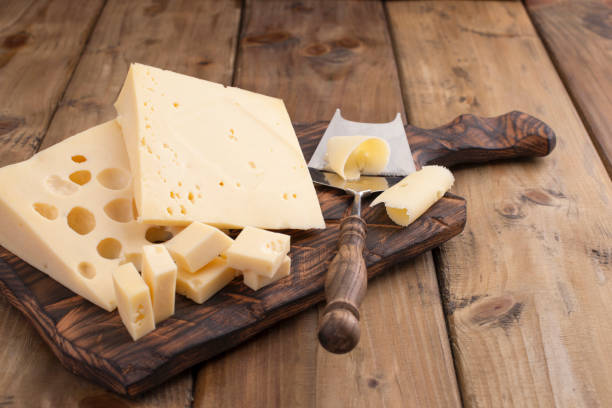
243, 255, 291, 291
164, 222, 233, 273
113, 263, 155, 341
114, 63, 324, 230
226, 226, 290, 277
142, 244, 177, 323
176, 257, 236, 304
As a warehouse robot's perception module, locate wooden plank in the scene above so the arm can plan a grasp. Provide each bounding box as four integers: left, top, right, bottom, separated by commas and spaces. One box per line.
0, 0, 104, 166
527, 0, 612, 176
387, 1, 612, 406
0, 0, 241, 404
194, 1, 461, 407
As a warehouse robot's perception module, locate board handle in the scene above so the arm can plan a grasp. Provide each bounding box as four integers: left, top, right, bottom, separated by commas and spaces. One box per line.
408, 111, 556, 167
318, 215, 367, 354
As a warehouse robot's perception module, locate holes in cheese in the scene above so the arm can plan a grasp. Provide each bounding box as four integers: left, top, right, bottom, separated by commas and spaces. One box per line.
226, 226, 290, 278
67, 206, 96, 235
71, 155, 87, 163
370, 165, 454, 227
145, 226, 174, 243
326, 136, 390, 180
164, 222, 234, 273
97, 238, 122, 259
33, 202, 58, 220
78, 262, 96, 279
46, 175, 78, 196
104, 198, 134, 223
97, 168, 129, 190
69, 170, 91, 185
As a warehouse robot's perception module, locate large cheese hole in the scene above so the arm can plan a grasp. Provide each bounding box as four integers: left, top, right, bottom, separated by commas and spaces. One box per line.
145, 226, 173, 243
46, 175, 78, 196
67, 207, 95, 235
78, 262, 96, 279
71, 155, 87, 163
69, 170, 91, 186
97, 238, 122, 259
104, 198, 133, 223
33, 203, 58, 220
97, 168, 129, 190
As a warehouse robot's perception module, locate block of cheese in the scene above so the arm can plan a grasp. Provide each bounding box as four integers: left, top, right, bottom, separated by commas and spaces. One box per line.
164, 222, 233, 273
371, 165, 454, 226
176, 257, 236, 304
226, 226, 290, 278
142, 244, 177, 323
243, 255, 291, 291
114, 63, 324, 230
0, 120, 179, 311
326, 136, 390, 180
113, 263, 155, 341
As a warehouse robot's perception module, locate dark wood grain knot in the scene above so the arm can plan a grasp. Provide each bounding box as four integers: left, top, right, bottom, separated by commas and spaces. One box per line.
521, 189, 555, 206
0, 116, 24, 136
496, 201, 525, 220
469, 295, 524, 329
244, 31, 292, 46
3, 31, 29, 49
303, 43, 330, 56
335, 37, 360, 49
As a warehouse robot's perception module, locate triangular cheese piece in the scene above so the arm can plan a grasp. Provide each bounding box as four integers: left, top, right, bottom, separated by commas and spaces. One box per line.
0, 121, 171, 311
114, 63, 325, 230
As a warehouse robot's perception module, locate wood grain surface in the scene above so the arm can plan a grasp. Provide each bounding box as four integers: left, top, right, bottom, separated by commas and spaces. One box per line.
527, 0, 612, 176
0, 0, 241, 406
388, 1, 612, 406
194, 1, 462, 407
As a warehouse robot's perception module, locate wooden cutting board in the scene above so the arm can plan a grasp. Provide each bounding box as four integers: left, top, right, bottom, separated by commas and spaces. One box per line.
0, 111, 555, 395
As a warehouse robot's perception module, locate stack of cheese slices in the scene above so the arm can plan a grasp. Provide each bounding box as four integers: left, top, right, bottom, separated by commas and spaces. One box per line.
0, 63, 325, 340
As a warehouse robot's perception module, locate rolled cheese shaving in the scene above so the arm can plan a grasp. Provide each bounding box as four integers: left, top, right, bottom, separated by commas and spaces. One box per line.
326, 136, 390, 180
371, 165, 454, 226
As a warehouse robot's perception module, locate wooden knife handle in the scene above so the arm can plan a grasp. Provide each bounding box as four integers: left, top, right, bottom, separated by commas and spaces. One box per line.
318, 215, 367, 354
408, 111, 556, 167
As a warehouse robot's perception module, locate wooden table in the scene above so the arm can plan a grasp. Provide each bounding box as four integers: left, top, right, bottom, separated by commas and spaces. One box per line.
1, 0, 611, 406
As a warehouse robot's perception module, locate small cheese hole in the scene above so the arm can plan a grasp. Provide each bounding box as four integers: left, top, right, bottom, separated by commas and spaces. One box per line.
292, 194, 297, 199
46, 175, 78, 196
69, 170, 91, 186
188, 192, 194, 202
97, 238, 122, 259
78, 262, 96, 279
170, 191, 176, 199
145, 226, 174, 243
248, 161, 256, 169
180, 205, 187, 215
67, 207, 96, 235
71, 155, 86, 163
97, 168, 129, 190
235, 182, 241, 188
282, 193, 288, 200
173, 102, 179, 108
135, 304, 145, 323
104, 198, 133, 223
167, 207, 173, 215
33, 203, 58, 220
178, 181, 182, 187
219, 181, 224, 187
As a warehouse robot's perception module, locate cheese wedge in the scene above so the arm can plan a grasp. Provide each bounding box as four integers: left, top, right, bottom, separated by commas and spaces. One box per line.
176, 257, 236, 304
326, 136, 390, 180
114, 63, 324, 230
164, 222, 233, 273
243, 255, 291, 291
0, 120, 176, 311
142, 244, 177, 323
113, 263, 155, 340
226, 226, 290, 278
371, 165, 454, 226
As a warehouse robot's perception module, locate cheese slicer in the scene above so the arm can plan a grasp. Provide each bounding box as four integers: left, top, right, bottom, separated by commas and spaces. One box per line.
308, 109, 556, 354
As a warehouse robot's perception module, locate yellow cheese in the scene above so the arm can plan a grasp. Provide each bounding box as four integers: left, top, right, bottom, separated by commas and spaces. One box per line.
371, 165, 454, 226
113, 263, 155, 340
142, 244, 177, 323
176, 257, 236, 304
114, 63, 324, 230
323, 172, 389, 192
326, 136, 390, 180
164, 221, 233, 273
226, 226, 290, 278
0, 120, 177, 311
243, 255, 291, 291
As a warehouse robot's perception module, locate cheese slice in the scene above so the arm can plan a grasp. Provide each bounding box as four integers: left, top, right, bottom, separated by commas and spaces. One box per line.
371, 165, 454, 226
176, 257, 236, 304
114, 63, 324, 230
243, 255, 291, 291
164, 221, 233, 273
326, 136, 390, 180
0, 120, 180, 311
113, 262, 155, 340
226, 226, 290, 278
142, 244, 177, 323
